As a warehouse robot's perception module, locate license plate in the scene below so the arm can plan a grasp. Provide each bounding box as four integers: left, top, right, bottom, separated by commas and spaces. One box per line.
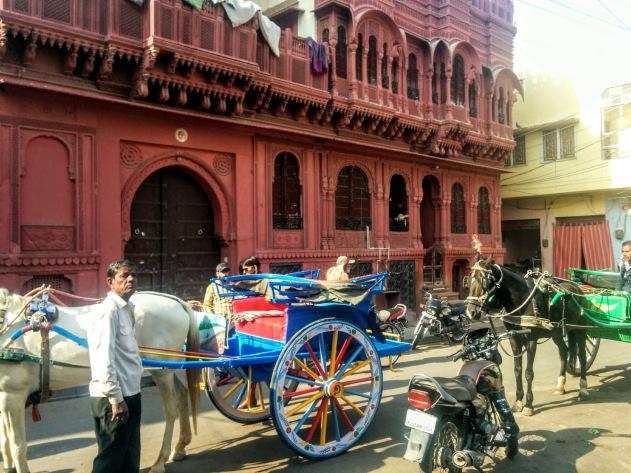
405, 409, 437, 434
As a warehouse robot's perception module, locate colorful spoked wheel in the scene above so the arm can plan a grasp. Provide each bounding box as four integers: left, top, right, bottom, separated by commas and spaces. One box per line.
270, 318, 383, 459
204, 366, 273, 423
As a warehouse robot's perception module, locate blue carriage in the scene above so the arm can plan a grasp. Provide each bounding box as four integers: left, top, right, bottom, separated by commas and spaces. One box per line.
156, 271, 410, 459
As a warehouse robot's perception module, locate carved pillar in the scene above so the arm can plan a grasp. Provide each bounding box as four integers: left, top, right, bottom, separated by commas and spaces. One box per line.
467, 192, 477, 240
445, 69, 453, 120
438, 192, 450, 246
348, 42, 358, 100
0, 22, 7, 59
377, 51, 383, 104
329, 38, 338, 97
464, 77, 470, 123
493, 195, 502, 248
411, 186, 423, 249
424, 68, 434, 119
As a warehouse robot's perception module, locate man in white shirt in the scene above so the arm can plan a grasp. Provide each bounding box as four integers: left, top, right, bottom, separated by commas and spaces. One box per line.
88, 259, 143, 473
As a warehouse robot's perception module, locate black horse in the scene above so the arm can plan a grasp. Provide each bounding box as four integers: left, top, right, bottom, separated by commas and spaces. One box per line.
464, 253, 589, 416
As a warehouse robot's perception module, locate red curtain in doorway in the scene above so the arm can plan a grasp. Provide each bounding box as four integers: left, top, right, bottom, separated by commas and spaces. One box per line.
582, 222, 614, 271
553, 224, 581, 277
553, 221, 615, 277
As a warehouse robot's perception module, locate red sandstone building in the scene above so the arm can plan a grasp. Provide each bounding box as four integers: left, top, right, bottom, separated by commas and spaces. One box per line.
0, 0, 521, 307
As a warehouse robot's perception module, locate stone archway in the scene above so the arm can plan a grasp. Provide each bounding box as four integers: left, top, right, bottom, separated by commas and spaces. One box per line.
124, 167, 220, 300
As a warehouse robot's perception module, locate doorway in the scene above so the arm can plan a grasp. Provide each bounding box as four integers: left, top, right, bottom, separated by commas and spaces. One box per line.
125, 167, 220, 300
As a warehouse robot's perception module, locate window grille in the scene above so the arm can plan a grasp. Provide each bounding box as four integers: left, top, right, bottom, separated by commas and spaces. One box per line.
542, 125, 575, 162
477, 187, 491, 234
272, 152, 303, 230
450, 183, 466, 234
335, 166, 371, 230
508, 135, 526, 166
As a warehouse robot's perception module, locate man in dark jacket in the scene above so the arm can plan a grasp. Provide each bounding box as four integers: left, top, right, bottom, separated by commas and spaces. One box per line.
615, 241, 631, 293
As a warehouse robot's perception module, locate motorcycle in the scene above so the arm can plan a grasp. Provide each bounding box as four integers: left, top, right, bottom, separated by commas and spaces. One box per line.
403, 327, 529, 472
411, 290, 470, 349
372, 303, 408, 365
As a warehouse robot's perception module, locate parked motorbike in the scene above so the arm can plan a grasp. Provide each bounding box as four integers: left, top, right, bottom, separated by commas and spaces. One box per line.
411, 290, 470, 349
372, 303, 407, 365
403, 327, 530, 472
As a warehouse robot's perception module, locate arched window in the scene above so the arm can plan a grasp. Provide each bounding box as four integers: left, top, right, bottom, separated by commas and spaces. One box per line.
356, 33, 363, 81
389, 174, 408, 232
407, 53, 419, 100
381, 43, 389, 89
336, 26, 347, 79
498, 87, 505, 124
368, 36, 377, 85
322, 28, 329, 43
469, 80, 477, 117
450, 182, 466, 234
273, 152, 303, 229
335, 166, 371, 230
451, 54, 465, 106
477, 187, 491, 234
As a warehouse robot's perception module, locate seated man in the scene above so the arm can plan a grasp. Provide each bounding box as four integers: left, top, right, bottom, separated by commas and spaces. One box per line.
615, 241, 631, 293
201, 262, 233, 352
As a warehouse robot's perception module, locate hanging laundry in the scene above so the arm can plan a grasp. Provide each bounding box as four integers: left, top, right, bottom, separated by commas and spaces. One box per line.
305, 37, 329, 75
183, 0, 206, 10
213, 0, 281, 57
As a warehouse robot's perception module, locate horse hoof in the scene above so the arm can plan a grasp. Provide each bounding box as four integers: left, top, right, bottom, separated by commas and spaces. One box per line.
522, 407, 535, 416
554, 387, 566, 395
5, 468, 18, 473
511, 401, 524, 413
170, 450, 187, 462
578, 392, 589, 402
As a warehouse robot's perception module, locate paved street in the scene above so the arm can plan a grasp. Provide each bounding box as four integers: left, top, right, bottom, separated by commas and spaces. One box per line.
7, 329, 631, 473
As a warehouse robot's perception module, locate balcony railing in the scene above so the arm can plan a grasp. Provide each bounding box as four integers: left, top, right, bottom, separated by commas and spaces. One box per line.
1, 0, 512, 142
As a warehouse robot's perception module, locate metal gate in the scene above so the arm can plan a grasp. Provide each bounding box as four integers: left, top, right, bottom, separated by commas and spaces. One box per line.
388, 259, 417, 310
124, 167, 220, 300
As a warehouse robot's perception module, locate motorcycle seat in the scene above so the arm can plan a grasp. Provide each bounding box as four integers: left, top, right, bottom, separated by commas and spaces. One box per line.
427, 375, 478, 401
376, 307, 404, 322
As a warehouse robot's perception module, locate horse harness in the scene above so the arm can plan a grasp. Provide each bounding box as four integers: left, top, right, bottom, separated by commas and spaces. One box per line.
1, 295, 89, 418
467, 263, 570, 332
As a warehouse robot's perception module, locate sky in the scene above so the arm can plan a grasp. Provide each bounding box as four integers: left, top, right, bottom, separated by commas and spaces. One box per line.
513, 0, 631, 91
512, 0, 631, 131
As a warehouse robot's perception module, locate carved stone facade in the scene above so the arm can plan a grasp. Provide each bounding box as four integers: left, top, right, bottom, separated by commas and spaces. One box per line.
0, 0, 517, 303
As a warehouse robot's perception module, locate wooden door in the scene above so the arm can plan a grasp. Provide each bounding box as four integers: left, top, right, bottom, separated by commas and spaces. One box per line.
125, 168, 219, 300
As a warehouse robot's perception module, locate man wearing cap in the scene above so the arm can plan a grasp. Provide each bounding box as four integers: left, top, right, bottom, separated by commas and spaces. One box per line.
326, 256, 355, 281
202, 262, 233, 317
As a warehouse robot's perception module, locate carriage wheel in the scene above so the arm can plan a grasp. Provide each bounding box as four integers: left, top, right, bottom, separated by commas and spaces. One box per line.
270, 318, 383, 459
204, 367, 272, 423
566, 335, 600, 376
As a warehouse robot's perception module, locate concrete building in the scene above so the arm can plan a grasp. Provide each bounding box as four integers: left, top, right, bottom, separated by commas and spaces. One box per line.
0, 0, 521, 306
504, 75, 631, 277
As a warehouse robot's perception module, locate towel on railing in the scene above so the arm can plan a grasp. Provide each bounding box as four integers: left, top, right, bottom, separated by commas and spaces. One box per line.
212, 0, 281, 57
305, 37, 329, 75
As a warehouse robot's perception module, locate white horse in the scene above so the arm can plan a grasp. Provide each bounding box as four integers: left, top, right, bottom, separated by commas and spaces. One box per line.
0, 288, 200, 473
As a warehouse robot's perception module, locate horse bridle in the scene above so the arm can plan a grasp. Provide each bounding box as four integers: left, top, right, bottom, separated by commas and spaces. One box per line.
465, 263, 504, 311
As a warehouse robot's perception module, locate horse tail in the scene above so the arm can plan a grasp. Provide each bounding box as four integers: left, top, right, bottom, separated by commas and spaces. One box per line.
182, 301, 201, 435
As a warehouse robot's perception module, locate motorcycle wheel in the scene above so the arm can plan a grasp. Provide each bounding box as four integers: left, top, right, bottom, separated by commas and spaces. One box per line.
380, 322, 404, 365
446, 316, 471, 344
419, 416, 463, 473
411, 323, 429, 350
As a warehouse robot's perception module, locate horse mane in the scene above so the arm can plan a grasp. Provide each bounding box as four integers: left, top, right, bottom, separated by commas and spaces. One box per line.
0, 288, 26, 311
